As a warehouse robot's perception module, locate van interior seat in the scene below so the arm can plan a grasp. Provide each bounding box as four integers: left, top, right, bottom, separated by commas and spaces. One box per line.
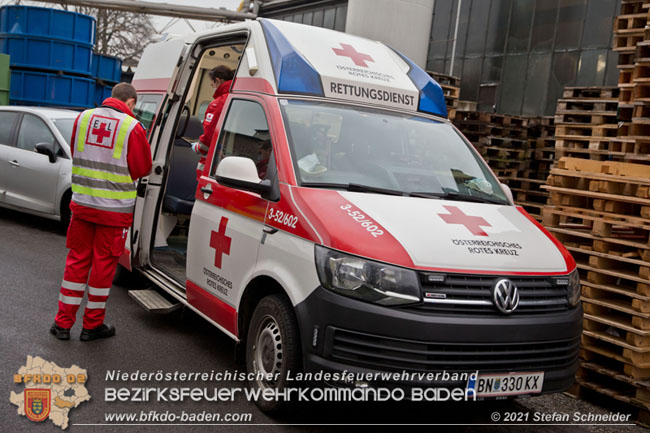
163, 114, 203, 214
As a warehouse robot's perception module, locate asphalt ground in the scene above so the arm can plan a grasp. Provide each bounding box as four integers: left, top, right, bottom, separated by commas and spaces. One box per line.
0, 206, 645, 432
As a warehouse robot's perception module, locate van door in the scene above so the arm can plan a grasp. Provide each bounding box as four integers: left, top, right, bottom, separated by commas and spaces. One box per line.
126, 38, 188, 269
186, 97, 276, 337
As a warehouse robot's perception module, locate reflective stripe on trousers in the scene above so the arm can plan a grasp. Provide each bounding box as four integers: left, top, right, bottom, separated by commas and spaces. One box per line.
55, 216, 124, 330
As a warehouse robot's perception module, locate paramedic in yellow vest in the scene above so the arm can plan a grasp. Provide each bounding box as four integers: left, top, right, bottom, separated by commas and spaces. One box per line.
50, 83, 152, 341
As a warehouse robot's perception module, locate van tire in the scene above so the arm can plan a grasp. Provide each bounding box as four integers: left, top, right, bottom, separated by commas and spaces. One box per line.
246, 294, 300, 414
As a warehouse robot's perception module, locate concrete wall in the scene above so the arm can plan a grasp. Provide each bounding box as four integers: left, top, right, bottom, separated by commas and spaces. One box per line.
345, 0, 434, 68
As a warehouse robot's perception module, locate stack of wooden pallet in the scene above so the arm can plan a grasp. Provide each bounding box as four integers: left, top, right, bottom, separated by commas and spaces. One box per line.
453, 111, 532, 177
615, 0, 647, 118
428, 71, 460, 120
453, 111, 551, 219
553, 87, 620, 162
542, 156, 650, 424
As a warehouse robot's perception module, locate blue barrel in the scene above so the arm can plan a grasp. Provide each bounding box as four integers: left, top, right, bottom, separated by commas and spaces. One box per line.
0, 5, 95, 45
0, 35, 92, 75
10, 70, 93, 107
92, 53, 122, 83
93, 83, 112, 106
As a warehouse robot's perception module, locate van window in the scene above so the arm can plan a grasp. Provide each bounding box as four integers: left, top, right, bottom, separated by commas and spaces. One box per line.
280, 99, 508, 204
211, 99, 274, 180
134, 94, 163, 131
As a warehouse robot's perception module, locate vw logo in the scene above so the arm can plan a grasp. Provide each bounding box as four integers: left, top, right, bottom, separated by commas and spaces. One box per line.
492, 279, 519, 314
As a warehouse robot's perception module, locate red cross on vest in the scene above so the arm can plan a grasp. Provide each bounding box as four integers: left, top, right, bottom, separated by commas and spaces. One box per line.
332, 43, 374, 67
210, 217, 232, 268
92, 122, 112, 143
438, 205, 491, 236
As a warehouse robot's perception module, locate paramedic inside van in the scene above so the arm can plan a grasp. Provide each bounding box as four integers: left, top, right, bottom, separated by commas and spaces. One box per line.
256, 140, 272, 179
192, 65, 234, 179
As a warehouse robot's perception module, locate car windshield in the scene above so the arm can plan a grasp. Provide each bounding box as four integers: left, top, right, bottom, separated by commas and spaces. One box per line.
51, 118, 75, 145
279, 99, 508, 204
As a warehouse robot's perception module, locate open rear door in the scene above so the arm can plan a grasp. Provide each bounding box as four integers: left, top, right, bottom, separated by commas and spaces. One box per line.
119, 38, 188, 271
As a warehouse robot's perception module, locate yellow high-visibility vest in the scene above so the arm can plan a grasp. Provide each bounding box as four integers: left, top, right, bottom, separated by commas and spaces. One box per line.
71, 107, 138, 213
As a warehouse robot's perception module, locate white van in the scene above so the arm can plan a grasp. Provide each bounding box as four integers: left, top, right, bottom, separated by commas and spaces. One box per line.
124, 18, 582, 411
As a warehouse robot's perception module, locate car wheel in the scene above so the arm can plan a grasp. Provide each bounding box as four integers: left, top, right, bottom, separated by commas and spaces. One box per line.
60, 191, 71, 230
246, 294, 300, 413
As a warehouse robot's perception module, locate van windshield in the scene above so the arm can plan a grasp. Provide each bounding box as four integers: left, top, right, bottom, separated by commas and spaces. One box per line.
279, 99, 508, 205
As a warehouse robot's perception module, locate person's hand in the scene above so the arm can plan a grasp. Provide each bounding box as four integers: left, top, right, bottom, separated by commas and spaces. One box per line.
191, 141, 201, 153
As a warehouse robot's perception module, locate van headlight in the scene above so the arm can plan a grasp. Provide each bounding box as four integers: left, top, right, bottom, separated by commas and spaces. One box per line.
567, 269, 581, 307
315, 245, 421, 306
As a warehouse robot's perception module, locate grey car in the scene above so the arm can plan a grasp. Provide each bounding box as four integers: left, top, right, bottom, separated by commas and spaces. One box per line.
0, 106, 78, 227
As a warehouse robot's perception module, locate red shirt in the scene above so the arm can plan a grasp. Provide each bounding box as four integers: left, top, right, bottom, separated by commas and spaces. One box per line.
70, 97, 153, 227
199, 80, 232, 148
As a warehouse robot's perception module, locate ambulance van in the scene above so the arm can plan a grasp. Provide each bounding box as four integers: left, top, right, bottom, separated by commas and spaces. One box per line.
124, 18, 582, 411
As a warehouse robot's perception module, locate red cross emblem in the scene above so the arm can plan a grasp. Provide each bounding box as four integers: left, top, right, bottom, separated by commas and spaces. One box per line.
92, 122, 112, 142
332, 43, 374, 67
210, 217, 232, 268
86, 115, 117, 148
438, 205, 491, 236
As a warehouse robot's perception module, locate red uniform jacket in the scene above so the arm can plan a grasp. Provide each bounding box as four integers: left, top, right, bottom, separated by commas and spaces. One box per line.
69, 97, 153, 227
196, 80, 232, 176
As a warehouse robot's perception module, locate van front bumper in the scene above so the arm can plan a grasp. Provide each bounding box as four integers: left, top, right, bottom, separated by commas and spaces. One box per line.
294, 286, 582, 395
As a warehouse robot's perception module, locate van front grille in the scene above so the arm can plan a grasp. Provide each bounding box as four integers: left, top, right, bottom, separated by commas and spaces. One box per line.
408, 273, 570, 316
327, 327, 580, 373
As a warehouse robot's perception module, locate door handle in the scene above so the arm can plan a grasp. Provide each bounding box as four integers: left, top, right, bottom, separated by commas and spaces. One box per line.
8, 160, 19, 167
200, 186, 213, 195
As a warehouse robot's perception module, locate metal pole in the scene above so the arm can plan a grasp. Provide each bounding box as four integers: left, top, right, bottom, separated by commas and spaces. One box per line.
449, 0, 461, 76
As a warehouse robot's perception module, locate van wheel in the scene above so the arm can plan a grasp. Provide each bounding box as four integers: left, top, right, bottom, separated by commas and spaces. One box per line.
246, 294, 300, 413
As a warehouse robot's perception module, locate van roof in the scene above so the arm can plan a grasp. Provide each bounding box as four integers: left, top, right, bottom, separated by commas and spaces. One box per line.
133, 19, 447, 118
258, 19, 447, 118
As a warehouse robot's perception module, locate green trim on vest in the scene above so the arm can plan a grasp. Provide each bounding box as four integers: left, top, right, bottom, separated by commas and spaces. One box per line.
72, 184, 137, 200
71, 166, 133, 184
77, 110, 94, 153
113, 116, 135, 159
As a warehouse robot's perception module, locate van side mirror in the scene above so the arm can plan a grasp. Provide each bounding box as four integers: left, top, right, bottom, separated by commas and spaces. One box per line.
500, 183, 514, 204
215, 156, 272, 196
35, 142, 57, 163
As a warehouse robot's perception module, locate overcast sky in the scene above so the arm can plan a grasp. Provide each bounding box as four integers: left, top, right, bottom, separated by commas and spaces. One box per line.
139, 0, 243, 35
0, 0, 244, 35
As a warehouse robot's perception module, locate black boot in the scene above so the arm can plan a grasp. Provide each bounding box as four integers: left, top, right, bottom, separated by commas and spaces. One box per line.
80, 323, 115, 341
50, 323, 70, 340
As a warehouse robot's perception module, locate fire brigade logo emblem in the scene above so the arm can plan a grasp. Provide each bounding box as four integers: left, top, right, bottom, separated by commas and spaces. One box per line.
86, 115, 118, 149
25, 389, 51, 422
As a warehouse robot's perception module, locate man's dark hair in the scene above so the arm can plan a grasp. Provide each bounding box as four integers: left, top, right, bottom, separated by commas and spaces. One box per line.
258, 140, 272, 150
209, 65, 234, 81
111, 83, 137, 102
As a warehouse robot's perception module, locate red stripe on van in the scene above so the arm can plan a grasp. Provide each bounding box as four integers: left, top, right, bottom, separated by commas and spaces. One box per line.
516, 206, 576, 273
131, 78, 171, 92
232, 77, 275, 94
288, 187, 416, 268
186, 280, 238, 336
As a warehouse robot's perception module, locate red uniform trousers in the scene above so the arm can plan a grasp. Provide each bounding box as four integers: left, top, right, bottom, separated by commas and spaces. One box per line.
55, 216, 127, 330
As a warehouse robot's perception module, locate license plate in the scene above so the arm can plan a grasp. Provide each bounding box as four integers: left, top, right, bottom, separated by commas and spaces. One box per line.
473, 372, 544, 397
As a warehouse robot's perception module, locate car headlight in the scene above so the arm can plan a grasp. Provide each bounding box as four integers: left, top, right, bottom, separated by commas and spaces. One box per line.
314, 245, 421, 306
567, 269, 581, 307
